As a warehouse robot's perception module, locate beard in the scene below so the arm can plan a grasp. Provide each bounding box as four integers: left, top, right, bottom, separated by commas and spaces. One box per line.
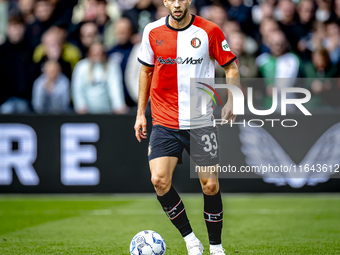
169, 8, 188, 22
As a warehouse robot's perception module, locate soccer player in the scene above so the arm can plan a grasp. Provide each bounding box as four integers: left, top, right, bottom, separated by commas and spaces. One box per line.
134, 0, 239, 254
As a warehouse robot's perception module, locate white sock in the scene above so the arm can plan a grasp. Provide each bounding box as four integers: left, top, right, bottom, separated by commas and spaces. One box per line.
210, 244, 223, 251
183, 232, 196, 243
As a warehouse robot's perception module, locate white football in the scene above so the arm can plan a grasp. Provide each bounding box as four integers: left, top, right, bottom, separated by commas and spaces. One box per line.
130, 230, 166, 255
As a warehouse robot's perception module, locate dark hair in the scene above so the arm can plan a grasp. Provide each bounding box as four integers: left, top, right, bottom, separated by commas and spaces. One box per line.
35, 0, 51, 3
87, 41, 107, 59
313, 47, 331, 64
87, 42, 108, 85
43, 59, 61, 72
324, 20, 340, 28
8, 14, 25, 25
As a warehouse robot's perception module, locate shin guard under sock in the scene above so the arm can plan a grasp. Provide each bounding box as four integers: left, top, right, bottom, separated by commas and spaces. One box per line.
157, 186, 192, 237
204, 190, 223, 245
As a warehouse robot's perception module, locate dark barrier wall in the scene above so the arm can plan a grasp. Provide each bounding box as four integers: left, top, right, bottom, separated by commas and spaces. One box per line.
0, 114, 340, 193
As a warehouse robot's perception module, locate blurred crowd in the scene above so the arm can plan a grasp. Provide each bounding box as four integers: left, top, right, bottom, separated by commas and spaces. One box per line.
0, 0, 339, 115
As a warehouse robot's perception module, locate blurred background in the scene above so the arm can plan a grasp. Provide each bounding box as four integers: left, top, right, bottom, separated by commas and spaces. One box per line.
0, 0, 340, 115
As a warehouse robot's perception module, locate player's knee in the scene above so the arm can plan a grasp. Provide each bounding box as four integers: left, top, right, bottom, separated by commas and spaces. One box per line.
151, 175, 170, 194
202, 180, 218, 195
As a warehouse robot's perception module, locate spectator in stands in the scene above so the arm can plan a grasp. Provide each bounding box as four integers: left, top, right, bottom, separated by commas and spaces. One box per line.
74, 21, 99, 58
205, 4, 227, 29
229, 31, 258, 78
0, 15, 34, 114
227, 0, 253, 36
95, 0, 115, 50
222, 20, 241, 38
0, 0, 8, 45
297, 0, 315, 36
256, 30, 301, 111
108, 18, 135, 107
32, 60, 70, 113
298, 21, 325, 55
32, 27, 72, 80
0, 0, 18, 45
303, 47, 338, 78
33, 26, 81, 78
72, 0, 120, 23
122, 0, 157, 34
303, 48, 340, 107
49, 0, 77, 29
72, 42, 127, 114
323, 22, 340, 67
296, 0, 315, 59
277, 0, 305, 53
259, 18, 280, 54
335, 0, 340, 24
222, 20, 259, 58
252, 0, 275, 25
17, 0, 36, 24
315, 0, 333, 23
72, 0, 98, 24
195, 0, 229, 15
71, 0, 117, 50
26, 0, 56, 48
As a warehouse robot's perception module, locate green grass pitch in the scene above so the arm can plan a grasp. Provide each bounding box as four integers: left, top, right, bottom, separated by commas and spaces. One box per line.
0, 194, 339, 254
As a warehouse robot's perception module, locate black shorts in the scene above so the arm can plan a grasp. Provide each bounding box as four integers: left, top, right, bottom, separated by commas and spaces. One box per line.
148, 125, 219, 166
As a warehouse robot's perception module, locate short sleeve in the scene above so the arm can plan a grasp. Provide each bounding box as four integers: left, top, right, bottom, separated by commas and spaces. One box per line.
138, 25, 155, 67
209, 26, 237, 68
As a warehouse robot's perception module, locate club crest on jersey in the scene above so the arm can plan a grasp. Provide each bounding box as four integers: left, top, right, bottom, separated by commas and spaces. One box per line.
222, 39, 230, 51
191, 37, 201, 48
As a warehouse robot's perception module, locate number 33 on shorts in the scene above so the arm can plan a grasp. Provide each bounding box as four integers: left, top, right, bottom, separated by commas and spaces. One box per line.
201, 133, 218, 155
190, 126, 219, 165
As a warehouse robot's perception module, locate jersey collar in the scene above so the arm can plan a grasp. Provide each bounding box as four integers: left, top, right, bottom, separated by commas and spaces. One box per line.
165, 14, 195, 31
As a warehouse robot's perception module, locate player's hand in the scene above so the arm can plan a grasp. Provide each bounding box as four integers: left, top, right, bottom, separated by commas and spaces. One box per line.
134, 115, 147, 142
221, 99, 236, 125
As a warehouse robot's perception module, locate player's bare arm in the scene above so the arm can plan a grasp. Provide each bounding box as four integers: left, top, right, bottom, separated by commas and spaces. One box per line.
134, 65, 154, 142
221, 61, 239, 125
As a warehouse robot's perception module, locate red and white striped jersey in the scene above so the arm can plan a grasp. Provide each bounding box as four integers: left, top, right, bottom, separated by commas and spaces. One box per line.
138, 15, 236, 129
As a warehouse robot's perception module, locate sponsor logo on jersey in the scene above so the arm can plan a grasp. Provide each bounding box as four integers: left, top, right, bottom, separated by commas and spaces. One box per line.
156, 39, 164, 46
191, 37, 201, 48
222, 39, 230, 51
157, 56, 203, 65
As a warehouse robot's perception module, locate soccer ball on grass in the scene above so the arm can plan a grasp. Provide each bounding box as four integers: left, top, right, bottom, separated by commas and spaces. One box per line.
130, 230, 166, 255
